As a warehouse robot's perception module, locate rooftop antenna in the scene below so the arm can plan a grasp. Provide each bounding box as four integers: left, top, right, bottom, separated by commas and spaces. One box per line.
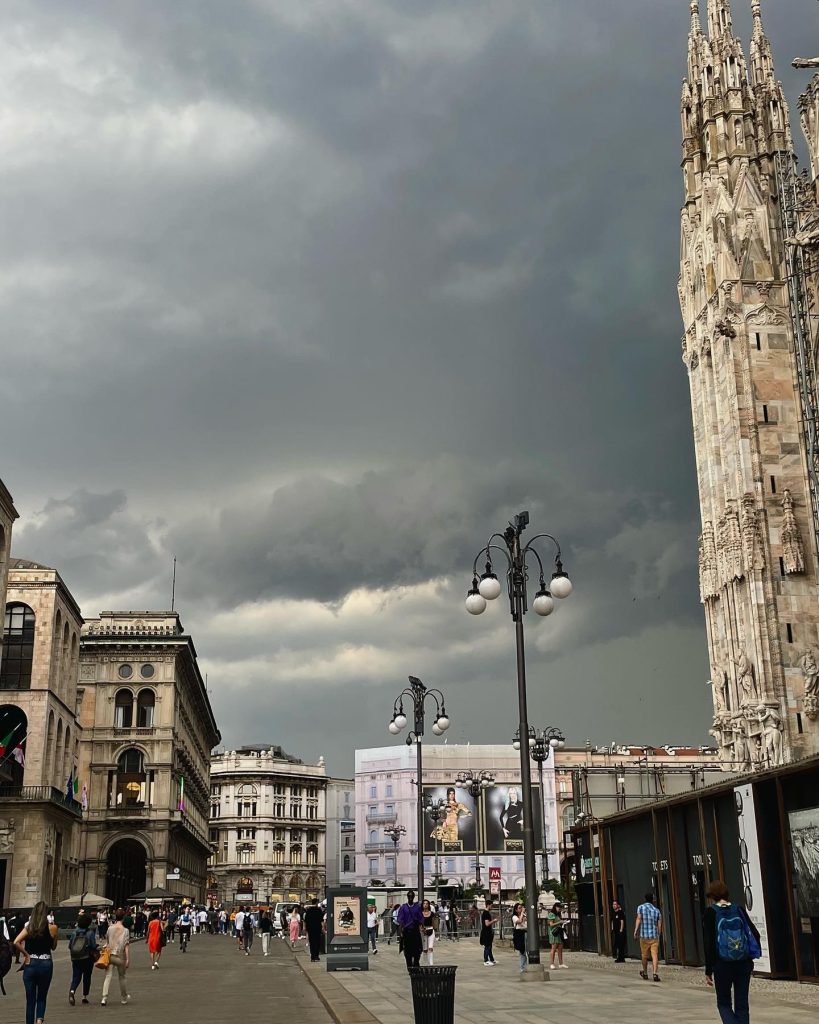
171, 556, 177, 611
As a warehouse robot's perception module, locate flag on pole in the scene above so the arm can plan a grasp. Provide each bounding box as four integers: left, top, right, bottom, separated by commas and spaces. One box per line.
178, 775, 185, 813
66, 769, 74, 801
81, 782, 88, 812
0, 729, 14, 758
12, 744, 25, 767
73, 772, 79, 796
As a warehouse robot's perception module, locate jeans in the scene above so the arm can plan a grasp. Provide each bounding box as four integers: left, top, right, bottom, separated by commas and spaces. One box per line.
613, 930, 627, 961
368, 926, 378, 951
101, 955, 128, 1002
243, 930, 253, 952
713, 959, 753, 1024
23, 957, 53, 1024
483, 941, 495, 963
70, 958, 94, 997
402, 928, 422, 970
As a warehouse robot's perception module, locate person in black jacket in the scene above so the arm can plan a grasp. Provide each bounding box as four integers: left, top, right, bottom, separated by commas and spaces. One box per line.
702, 879, 760, 1024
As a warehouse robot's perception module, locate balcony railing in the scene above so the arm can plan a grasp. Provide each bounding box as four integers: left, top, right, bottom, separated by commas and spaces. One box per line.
0, 785, 83, 816
365, 811, 398, 824
364, 842, 398, 854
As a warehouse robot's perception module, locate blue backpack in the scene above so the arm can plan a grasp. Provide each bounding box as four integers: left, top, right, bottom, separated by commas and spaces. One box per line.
715, 904, 750, 961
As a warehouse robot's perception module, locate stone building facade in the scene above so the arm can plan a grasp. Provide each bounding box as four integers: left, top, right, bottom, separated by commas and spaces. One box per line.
77, 611, 220, 906
678, 1, 819, 769
0, 479, 18, 661
208, 746, 327, 906
0, 557, 84, 907
325, 777, 355, 888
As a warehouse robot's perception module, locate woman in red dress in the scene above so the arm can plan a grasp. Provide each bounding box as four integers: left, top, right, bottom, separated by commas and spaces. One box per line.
146, 912, 164, 970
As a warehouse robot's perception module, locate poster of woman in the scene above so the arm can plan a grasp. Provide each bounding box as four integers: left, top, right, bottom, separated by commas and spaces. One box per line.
422, 785, 477, 853
484, 785, 543, 852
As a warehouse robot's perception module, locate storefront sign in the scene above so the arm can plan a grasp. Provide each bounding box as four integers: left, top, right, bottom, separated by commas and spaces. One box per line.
734, 784, 771, 974
236, 876, 254, 895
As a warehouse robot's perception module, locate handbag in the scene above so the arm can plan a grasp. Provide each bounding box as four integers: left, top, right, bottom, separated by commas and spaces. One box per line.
741, 909, 762, 960
94, 947, 111, 971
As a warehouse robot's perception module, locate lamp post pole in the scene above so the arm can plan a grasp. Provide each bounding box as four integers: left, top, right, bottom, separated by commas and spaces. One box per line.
425, 799, 447, 905
466, 511, 572, 977
515, 726, 565, 887
454, 769, 495, 890
387, 676, 451, 904
384, 824, 406, 888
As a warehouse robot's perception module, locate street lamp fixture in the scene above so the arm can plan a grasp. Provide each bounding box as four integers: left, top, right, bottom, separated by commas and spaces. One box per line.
454, 769, 495, 887
387, 675, 451, 902
384, 824, 406, 887
467, 511, 572, 977
424, 798, 448, 904
512, 726, 565, 887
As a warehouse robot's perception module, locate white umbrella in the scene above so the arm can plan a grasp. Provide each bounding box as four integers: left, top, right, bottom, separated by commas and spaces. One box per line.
59, 893, 113, 908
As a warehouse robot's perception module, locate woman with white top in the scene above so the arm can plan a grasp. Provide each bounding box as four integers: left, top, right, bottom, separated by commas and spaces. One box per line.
421, 900, 437, 965
512, 903, 527, 973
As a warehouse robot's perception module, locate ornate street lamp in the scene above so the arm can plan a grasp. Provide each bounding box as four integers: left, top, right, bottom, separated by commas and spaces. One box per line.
467, 511, 572, 977
424, 798, 447, 904
384, 824, 407, 887
513, 726, 565, 886
387, 676, 451, 902
454, 769, 495, 886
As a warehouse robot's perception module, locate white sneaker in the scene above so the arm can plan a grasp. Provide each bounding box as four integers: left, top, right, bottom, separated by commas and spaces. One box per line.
101, 998, 107, 1005
559, 964, 569, 969
550, 964, 556, 970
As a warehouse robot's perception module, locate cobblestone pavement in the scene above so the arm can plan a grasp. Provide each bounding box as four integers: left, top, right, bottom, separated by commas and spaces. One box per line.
2, 932, 331, 1024
295, 934, 819, 1024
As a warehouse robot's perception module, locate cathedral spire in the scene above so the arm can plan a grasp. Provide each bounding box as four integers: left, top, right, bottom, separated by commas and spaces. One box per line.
707, 0, 733, 40
749, 0, 774, 85
690, 1, 701, 35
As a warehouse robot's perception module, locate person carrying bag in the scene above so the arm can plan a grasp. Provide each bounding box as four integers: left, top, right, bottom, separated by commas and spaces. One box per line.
703, 879, 761, 1024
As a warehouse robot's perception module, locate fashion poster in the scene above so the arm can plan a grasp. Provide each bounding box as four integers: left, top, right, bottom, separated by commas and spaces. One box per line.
788, 806, 819, 917
334, 896, 360, 936
484, 785, 542, 853
422, 785, 477, 853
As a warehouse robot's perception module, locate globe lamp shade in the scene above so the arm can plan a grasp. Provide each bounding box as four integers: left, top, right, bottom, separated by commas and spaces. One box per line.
431, 722, 442, 735
388, 721, 400, 735
465, 589, 487, 615
394, 713, 408, 730
533, 590, 554, 616
478, 573, 502, 601
437, 715, 450, 731
512, 739, 521, 751
550, 573, 573, 599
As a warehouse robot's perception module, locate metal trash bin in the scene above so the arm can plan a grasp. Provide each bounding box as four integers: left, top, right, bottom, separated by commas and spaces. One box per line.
408, 966, 457, 1024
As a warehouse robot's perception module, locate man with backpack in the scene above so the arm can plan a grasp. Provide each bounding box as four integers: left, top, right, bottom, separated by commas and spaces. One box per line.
178, 908, 193, 952
68, 911, 99, 1005
634, 892, 662, 982
703, 879, 761, 1024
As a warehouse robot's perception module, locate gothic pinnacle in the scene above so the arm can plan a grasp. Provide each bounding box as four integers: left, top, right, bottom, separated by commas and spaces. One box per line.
690, 1, 701, 33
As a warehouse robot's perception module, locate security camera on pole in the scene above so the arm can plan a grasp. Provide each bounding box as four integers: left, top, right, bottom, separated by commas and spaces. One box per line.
466, 511, 572, 981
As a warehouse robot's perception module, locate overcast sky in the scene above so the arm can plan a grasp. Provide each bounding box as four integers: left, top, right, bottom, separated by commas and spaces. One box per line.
2, 1, 814, 776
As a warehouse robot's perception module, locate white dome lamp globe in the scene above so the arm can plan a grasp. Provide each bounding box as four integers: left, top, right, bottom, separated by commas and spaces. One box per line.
549, 737, 560, 750
431, 721, 442, 736
512, 735, 521, 751
394, 711, 408, 731
436, 712, 450, 732
388, 719, 401, 735
550, 563, 573, 599
478, 566, 502, 601
465, 578, 487, 615
532, 587, 554, 617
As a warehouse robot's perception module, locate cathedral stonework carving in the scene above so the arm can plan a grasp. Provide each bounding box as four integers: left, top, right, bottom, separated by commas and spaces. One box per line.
680, 1, 819, 768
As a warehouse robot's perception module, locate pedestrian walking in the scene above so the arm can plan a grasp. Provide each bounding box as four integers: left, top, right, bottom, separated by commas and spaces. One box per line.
242, 911, 254, 955
421, 900, 437, 965
367, 906, 379, 955
147, 911, 164, 970
548, 903, 568, 970
703, 879, 761, 1024
303, 899, 325, 962
166, 909, 177, 944
512, 903, 527, 973
100, 907, 131, 1007
468, 903, 479, 935
634, 892, 662, 982
440, 901, 451, 940
97, 910, 109, 941
235, 909, 245, 949
288, 908, 301, 950
68, 911, 99, 1005
387, 903, 399, 946
13, 900, 59, 1024
611, 900, 627, 962
259, 911, 272, 956
397, 890, 423, 971
480, 900, 497, 965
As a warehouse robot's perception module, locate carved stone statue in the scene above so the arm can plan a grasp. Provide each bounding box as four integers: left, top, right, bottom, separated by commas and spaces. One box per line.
731, 714, 752, 771
755, 704, 784, 766
735, 119, 744, 147
735, 649, 758, 705
801, 650, 819, 698
781, 490, 805, 574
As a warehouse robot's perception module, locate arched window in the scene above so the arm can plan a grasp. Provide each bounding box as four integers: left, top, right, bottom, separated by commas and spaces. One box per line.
136, 689, 155, 728
0, 603, 35, 690
306, 845, 318, 865
289, 873, 302, 889
0, 704, 27, 785
272, 845, 285, 864
114, 689, 133, 728
290, 846, 302, 865
369, 829, 377, 844
115, 748, 146, 806
272, 873, 285, 887
342, 855, 350, 872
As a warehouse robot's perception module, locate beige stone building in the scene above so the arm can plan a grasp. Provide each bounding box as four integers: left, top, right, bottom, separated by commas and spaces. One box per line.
208, 746, 327, 906
678, 1, 819, 769
0, 557, 84, 907
78, 611, 220, 906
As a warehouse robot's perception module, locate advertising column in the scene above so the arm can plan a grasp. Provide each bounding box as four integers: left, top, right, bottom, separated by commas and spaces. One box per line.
733, 784, 771, 974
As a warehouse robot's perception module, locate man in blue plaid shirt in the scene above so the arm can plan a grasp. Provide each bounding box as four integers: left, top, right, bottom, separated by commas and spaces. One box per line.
633, 892, 662, 982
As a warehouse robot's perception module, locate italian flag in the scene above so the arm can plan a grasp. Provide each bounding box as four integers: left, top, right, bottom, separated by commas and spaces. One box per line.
0, 729, 14, 758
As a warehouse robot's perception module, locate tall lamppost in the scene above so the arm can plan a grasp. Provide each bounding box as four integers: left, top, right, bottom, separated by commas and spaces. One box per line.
513, 726, 565, 887
454, 769, 495, 887
425, 798, 447, 904
466, 511, 572, 975
388, 676, 451, 903
384, 824, 406, 887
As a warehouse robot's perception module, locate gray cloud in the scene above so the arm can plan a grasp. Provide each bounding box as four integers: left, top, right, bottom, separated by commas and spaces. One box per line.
6, 0, 808, 771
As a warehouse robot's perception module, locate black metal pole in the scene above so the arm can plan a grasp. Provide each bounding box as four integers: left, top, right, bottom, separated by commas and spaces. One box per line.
511, 532, 541, 969
416, 737, 424, 903
537, 756, 547, 886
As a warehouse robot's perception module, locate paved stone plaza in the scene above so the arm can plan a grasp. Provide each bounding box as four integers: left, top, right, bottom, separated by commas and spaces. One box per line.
1, 933, 331, 1024
298, 936, 819, 1024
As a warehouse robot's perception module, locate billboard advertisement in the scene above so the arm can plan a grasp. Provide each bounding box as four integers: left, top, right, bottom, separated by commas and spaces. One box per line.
484, 784, 543, 853
422, 785, 478, 853
422, 782, 546, 854
788, 806, 819, 917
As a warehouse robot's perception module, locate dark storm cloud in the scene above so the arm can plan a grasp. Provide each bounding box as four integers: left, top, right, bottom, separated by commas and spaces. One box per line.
5, 0, 808, 770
